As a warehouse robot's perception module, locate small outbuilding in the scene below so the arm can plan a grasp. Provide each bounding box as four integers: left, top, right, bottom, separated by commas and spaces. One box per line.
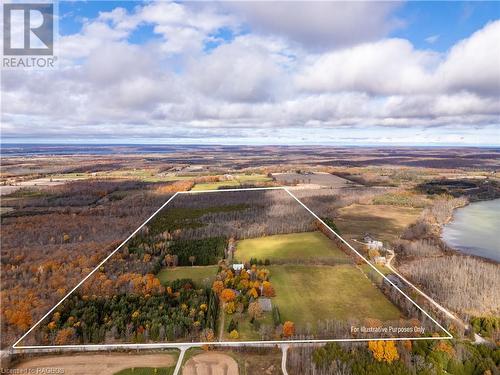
258, 297, 272, 312
232, 263, 245, 271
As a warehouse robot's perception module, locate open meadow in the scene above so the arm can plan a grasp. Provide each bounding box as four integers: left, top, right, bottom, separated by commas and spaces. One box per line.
269, 264, 401, 326
157, 266, 219, 287
235, 232, 349, 264
336, 203, 423, 244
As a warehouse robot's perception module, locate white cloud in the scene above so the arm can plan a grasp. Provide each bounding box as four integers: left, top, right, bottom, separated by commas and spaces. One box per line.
187, 35, 293, 103
1, 1, 499, 145
295, 20, 500, 97
437, 20, 500, 96
224, 2, 403, 50
295, 38, 439, 95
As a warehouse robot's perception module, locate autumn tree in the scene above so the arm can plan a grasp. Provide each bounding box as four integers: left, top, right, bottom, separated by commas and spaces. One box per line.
262, 281, 276, 297
211, 280, 224, 295
368, 340, 399, 364
248, 301, 263, 320
54, 327, 75, 345
220, 288, 236, 303
283, 321, 295, 337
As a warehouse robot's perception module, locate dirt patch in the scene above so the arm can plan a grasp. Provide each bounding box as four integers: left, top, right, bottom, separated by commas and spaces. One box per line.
12, 353, 177, 375
183, 352, 238, 375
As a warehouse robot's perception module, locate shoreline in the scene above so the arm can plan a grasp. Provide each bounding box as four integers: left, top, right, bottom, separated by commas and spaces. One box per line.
439, 198, 499, 265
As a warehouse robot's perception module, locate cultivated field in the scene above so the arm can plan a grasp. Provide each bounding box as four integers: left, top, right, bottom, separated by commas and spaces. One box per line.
269, 265, 401, 326
182, 352, 238, 375
13, 353, 178, 375
235, 232, 349, 264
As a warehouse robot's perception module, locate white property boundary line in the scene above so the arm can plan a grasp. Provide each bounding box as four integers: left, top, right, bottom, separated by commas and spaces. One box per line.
12, 186, 452, 350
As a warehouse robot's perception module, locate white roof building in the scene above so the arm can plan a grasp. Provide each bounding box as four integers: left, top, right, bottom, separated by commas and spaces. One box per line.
232, 263, 245, 271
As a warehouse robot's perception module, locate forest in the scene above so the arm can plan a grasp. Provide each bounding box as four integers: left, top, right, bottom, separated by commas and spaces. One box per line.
1, 179, 191, 347
288, 339, 500, 375
34, 280, 219, 345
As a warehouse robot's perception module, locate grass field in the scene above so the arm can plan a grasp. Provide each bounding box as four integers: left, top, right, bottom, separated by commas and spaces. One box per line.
222, 310, 274, 341
191, 174, 273, 191
336, 203, 422, 244
269, 265, 401, 327
157, 266, 218, 287
235, 232, 349, 263
191, 180, 241, 191
52, 170, 196, 182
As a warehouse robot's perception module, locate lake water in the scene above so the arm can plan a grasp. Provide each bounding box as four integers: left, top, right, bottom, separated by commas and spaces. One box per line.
442, 198, 500, 262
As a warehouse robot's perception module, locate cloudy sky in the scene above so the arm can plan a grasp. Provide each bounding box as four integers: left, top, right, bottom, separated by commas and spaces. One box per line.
1, 1, 500, 145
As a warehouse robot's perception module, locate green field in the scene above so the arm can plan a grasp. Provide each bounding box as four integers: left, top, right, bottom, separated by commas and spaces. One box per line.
191, 180, 241, 191
269, 265, 401, 327
222, 310, 274, 341
157, 265, 218, 287
191, 174, 272, 191
235, 232, 349, 263
51, 170, 196, 182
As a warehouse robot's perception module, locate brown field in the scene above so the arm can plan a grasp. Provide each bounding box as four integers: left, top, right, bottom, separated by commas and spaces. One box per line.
183, 352, 238, 375
12, 353, 178, 375
336, 203, 423, 244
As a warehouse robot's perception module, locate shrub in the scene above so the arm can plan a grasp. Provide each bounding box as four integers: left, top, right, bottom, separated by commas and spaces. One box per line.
229, 330, 239, 339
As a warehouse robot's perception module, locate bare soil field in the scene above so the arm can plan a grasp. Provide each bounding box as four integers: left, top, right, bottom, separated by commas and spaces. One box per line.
12, 353, 178, 375
183, 352, 239, 375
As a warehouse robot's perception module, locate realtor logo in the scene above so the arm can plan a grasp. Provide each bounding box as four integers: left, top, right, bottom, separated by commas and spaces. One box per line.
3, 3, 54, 55
3, 2, 57, 68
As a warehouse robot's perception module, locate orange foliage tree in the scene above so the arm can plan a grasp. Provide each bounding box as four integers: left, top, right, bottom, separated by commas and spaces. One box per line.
211, 280, 224, 295
368, 340, 399, 363
283, 321, 295, 337
220, 288, 236, 303
262, 281, 276, 297
54, 327, 75, 345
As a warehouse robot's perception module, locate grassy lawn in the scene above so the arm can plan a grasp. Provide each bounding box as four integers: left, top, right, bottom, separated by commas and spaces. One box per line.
222, 311, 274, 341
235, 232, 349, 263
269, 265, 401, 328
336, 203, 422, 244
157, 265, 218, 287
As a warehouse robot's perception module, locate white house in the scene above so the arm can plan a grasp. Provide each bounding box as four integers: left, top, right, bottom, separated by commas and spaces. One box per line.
232, 263, 245, 271
365, 238, 383, 250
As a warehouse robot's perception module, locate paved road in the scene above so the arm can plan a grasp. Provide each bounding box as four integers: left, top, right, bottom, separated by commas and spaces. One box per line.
173, 346, 188, 375
281, 344, 289, 375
